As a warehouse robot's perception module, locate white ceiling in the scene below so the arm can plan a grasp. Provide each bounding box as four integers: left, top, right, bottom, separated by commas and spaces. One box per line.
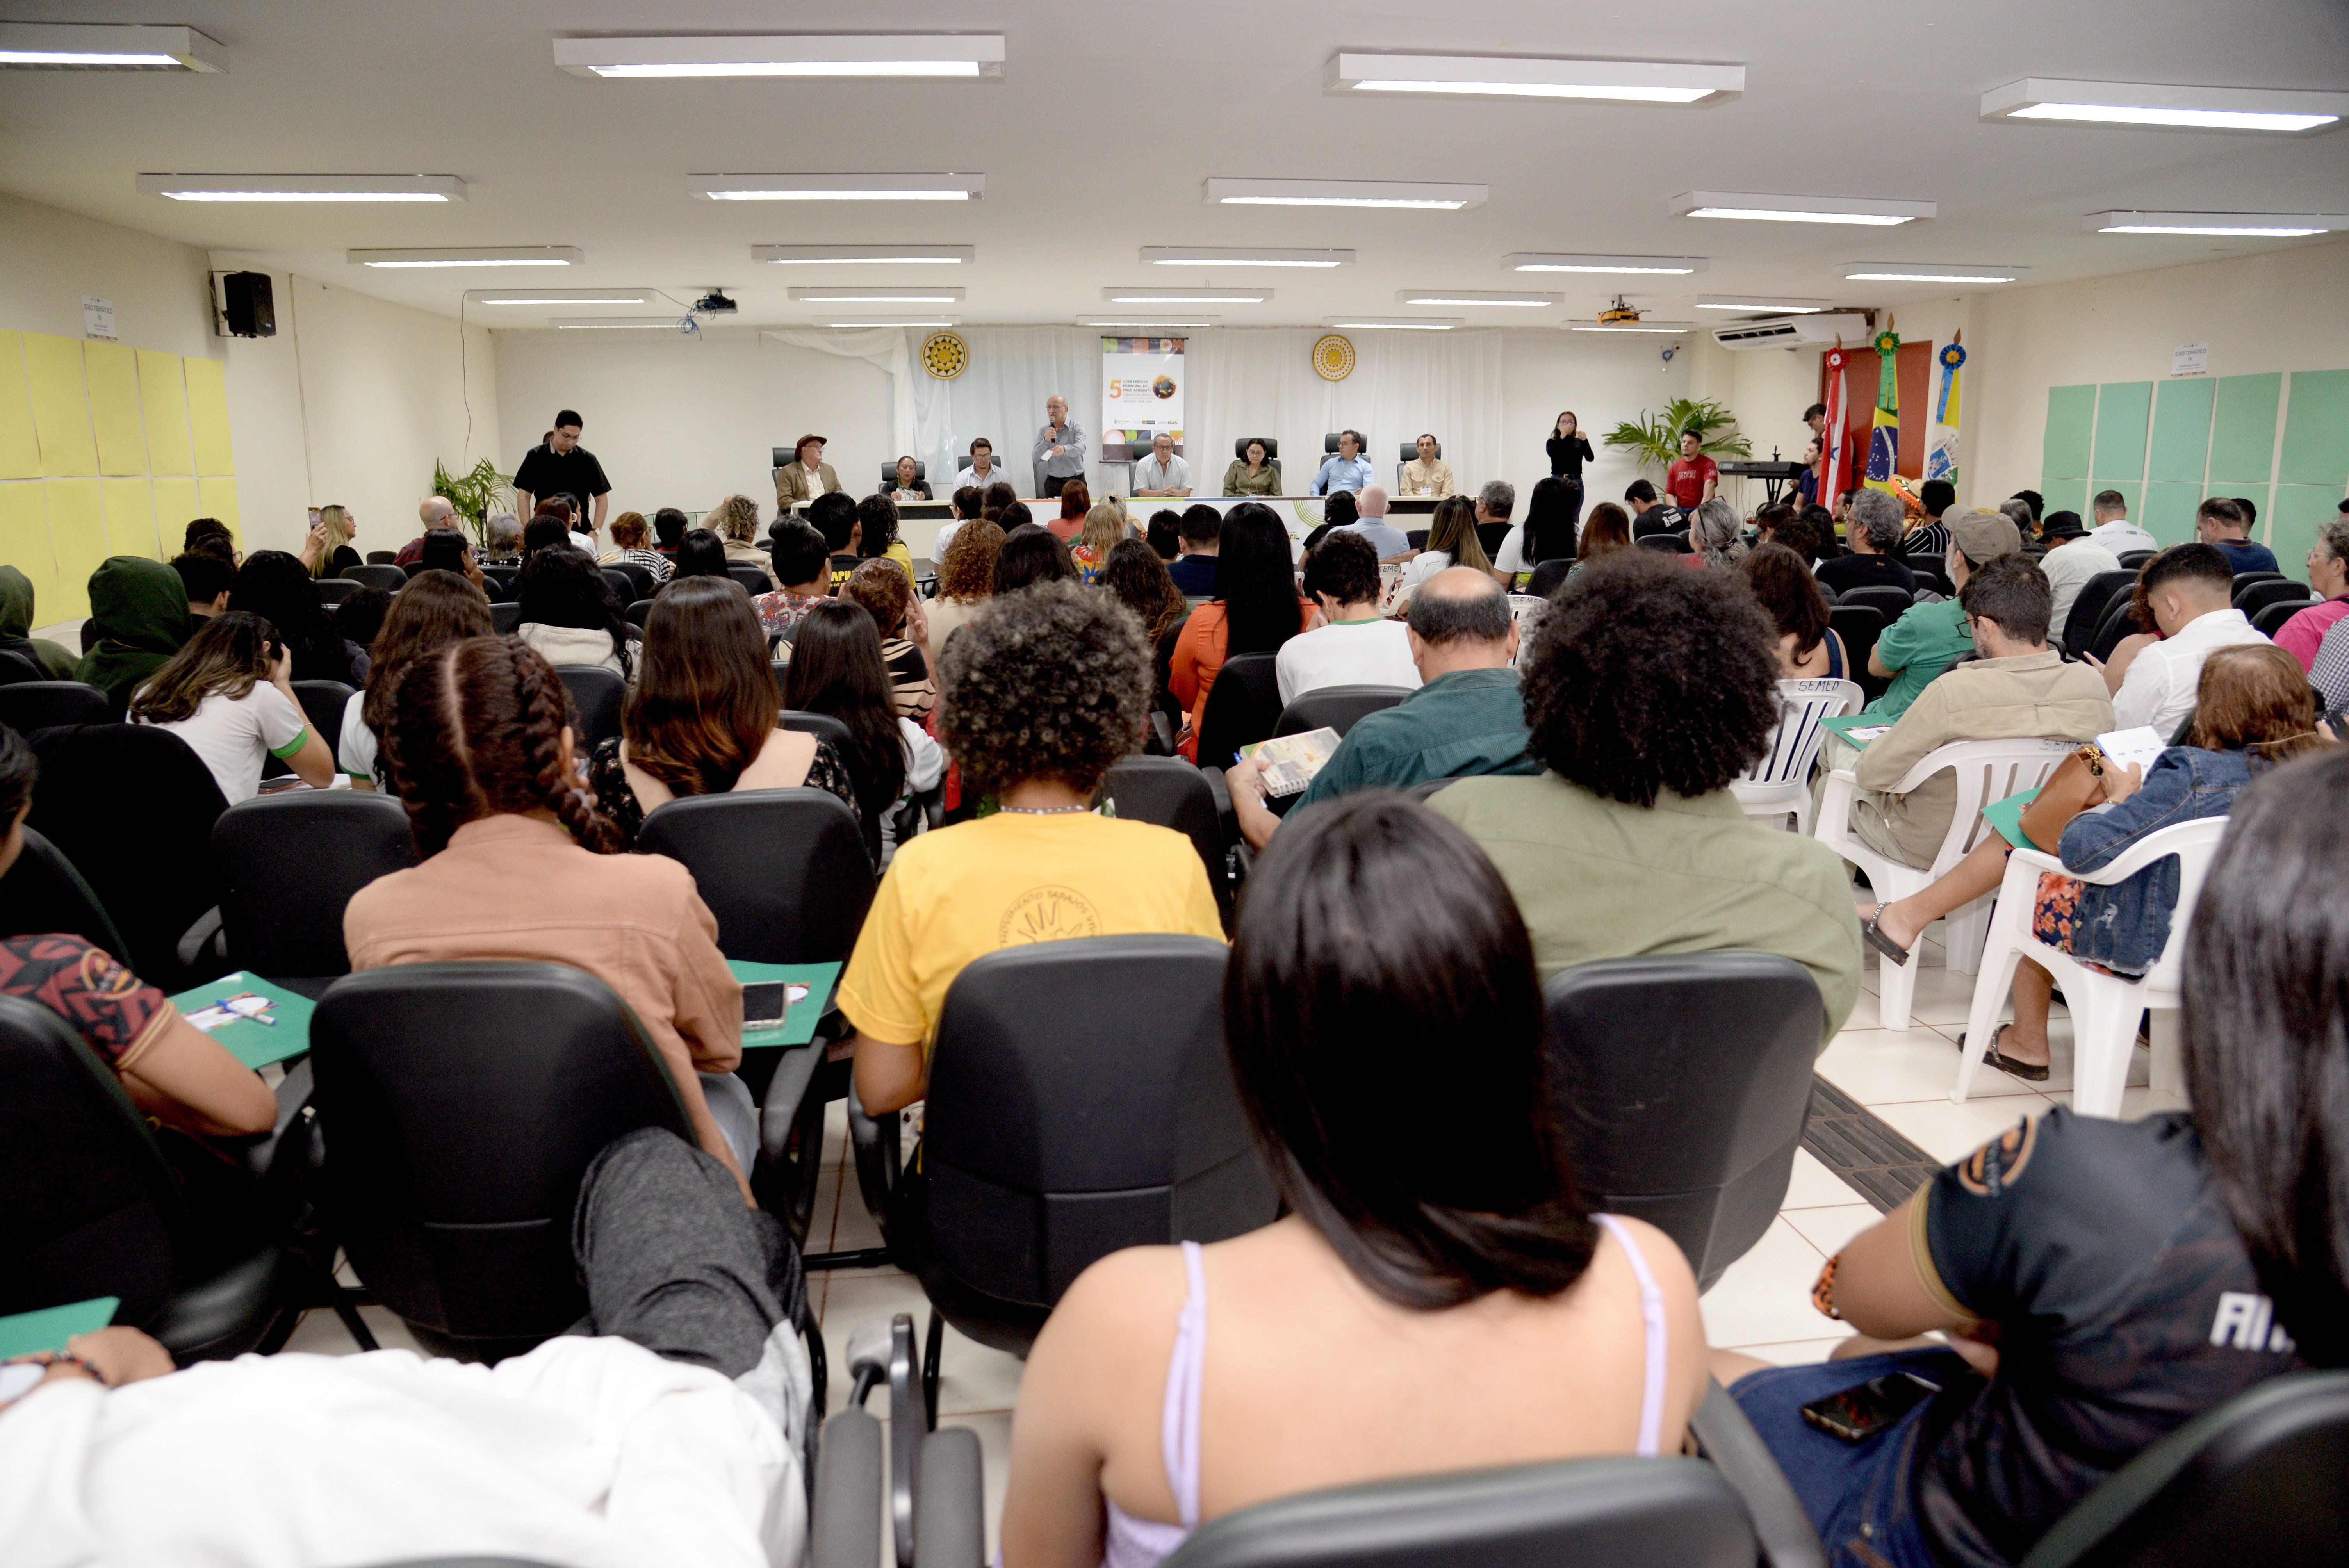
4, 0, 2347, 331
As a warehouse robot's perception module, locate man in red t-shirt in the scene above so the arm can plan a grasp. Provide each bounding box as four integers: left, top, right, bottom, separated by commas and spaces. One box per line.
1665, 428, 1718, 510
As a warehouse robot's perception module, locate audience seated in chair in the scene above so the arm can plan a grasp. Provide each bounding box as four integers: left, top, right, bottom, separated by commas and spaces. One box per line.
1564, 501, 1633, 584
838, 559, 937, 723
1165, 504, 1223, 596
1719, 744, 2349, 1566
1000, 795, 1706, 1568
1097, 538, 1192, 689
1231, 568, 1531, 853
230, 549, 367, 687
329, 584, 392, 654
839, 580, 1224, 1116
1276, 530, 1420, 704
600, 509, 674, 583
390, 496, 460, 567
1815, 488, 1918, 598
2097, 542, 2273, 736
415, 526, 485, 592
346, 635, 757, 1202
74, 556, 190, 713
0, 1127, 811, 1565
707, 493, 780, 592
1865, 509, 2024, 719
180, 515, 239, 569
169, 551, 232, 626
1686, 497, 1750, 572
1823, 555, 2112, 870
995, 521, 1079, 595
672, 526, 733, 583
1741, 542, 1850, 681
1429, 551, 1861, 1049
0, 565, 79, 681
751, 519, 835, 642
781, 601, 941, 867
1396, 494, 1494, 599
336, 569, 492, 792
514, 543, 633, 681
853, 492, 918, 577
925, 520, 1006, 654
1169, 504, 1317, 761
127, 612, 338, 805
587, 576, 857, 847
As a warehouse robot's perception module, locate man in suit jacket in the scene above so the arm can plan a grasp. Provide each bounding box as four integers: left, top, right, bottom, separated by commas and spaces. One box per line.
775, 434, 843, 509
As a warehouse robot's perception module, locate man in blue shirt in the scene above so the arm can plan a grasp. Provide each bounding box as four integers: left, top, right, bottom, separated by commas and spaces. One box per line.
1308, 429, 1376, 497
2196, 496, 2278, 575
1030, 394, 1088, 498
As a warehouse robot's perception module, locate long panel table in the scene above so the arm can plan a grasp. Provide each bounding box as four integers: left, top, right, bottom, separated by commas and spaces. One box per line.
787, 493, 1442, 560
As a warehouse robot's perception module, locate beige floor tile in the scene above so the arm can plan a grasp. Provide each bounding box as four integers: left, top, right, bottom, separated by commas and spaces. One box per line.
2118, 1085, 2191, 1118
1780, 1147, 1866, 1209
1873, 1094, 2048, 1165
1698, 1218, 1836, 1348
1818, 1028, 2035, 1108
279, 1303, 426, 1357
820, 1271, 1027, 1419
1780, 1204, 1882, 1258
1720, 1335, 1854, 1367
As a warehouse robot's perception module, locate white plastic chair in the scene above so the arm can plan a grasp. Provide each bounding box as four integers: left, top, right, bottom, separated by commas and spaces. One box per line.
1953, 816, 2228, 1117
1815, 738, 2077, 1031
1506, 594, 1549, 669
1730, 678, 1863, 833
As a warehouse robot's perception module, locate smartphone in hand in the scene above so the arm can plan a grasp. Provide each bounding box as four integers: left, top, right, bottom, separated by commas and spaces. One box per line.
1799, 1372, 1941, 1442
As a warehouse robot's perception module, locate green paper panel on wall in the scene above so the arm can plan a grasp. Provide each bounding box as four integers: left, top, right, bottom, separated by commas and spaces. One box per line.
0, 484, 58, 615
2039, 478, 2087, 519
100, 478, 159, 559
2148, 379, 2215, 484
138, 350, 192, 476
2269, 486, 2344, 568
2278, 369, 2349, 490
0, 333, 40, 480
24, 334, 96, 479
2090, 381, 2152, 488
185, 358, 234, 475
2141, 482, 2205, 546
2207, 373, 2282, 486
151, 477, 201, 546
196, 476, 241, 541
2041, 385, 2095, 480
45, 480, 106, 622
84, 342, 148, 477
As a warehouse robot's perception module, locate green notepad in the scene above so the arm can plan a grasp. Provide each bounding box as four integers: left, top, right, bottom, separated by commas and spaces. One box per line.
729, 960, 843, 1049
165, 972, 315, 1069
1822, 715, 1897, 748
1978, 787, 2042, 851
0, 1297, 118, 1359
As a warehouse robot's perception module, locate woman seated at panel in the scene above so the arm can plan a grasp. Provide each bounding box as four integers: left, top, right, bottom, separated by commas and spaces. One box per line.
513, 544, 633, 681
586, 577, 857, 846
838, 581, 1224, 1115
998, 795, 1706, 1566
1222, 437, 1280, 497
337, 569, 494, 791
781, 601, 941, 867
348, 636, 757, 1203
890, 454, 932, 501
1721, 743, 2349, 1568
1739, 542, 1850, 681
128, 611, 339, 804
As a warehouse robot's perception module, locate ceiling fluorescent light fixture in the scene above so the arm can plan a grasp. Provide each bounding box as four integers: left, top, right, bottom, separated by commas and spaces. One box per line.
1105, 287, 1268, 303
788, 287, 964, 303
1507, 252, 1709, 275
554, 34, 1003, 80
0, 23, 223, 70
1141, 246, 1353, 267
1843, 263, 2030, 283
1397, 289, 1559, 306
823, 320, 957, 328
754, 244, 973, 264
1205, 178, 1486, 211
1326, 52, 1741, 105
138, 173, 463, 203
1673, 191, 1934, 225
349, 247, 583, 268
473, 290, 653, 305
697, 174, 983, 201
1083, 318, 1219, 327
1570, 321, 1692, 333
1981, 78, 2347, 134
2087, 210, 2343, 236
552, 317, 685, 330
1695, 295, 1830, 313
1326, 318, 1463, 331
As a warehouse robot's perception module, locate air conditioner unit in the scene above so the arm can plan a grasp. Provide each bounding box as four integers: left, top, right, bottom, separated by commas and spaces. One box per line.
1711, 312, 1870, 351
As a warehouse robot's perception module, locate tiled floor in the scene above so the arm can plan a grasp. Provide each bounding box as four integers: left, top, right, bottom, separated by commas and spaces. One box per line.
279, 910, 2186, 1557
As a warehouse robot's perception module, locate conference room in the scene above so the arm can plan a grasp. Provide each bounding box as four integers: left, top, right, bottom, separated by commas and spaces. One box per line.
3, 5, 2349, 1566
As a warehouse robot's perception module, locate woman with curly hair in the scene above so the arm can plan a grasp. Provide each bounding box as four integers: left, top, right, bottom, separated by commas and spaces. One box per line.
708, 492, 778, 590
1167, 502, 1315, 761
837, 579, 1225, 1114
346, 634, 757, 1201
1427, 551, 1862, 1049
926, 519, 1006, 653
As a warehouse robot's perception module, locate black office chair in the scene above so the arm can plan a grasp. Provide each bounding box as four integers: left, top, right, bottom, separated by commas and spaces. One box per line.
2062, 571, 2139, 656
481, 564, 519, 597
2116, 549, 2158, 570
2230, 570, 2285, 593
1828, 605, 1886, 702
1097, 756, 1231, 928
364, 549, 398, 565
0, 993, 323, 1362
2235, 579, 2313, 618
1525, 559, 1572, 599
1838, 584, 1914, 623
609, 561, 655, 600
258, 677, 358, 782
1194, 652, 1283, 772
1275, 685, 1408, 739
855, 936, 1278, 1405
1475, 521, 1512, 558
880, 461, 927, 492
625, 596, 657, 630
0, 646, 42, 686
1405, 529, 1431, 550
1233, 437, 1278, 461
314, 578, 359, 606
213, 792, 416, 997
1543, 953, 1822, 1292
0, 823, 130, 959
779, 709, 857, 753
490, 600, 525, 634
1911, 562, 1955, 598
727, 565, 771, 596
2087, 593, 2144, 663
0, 680, 112, 733
1637, 534, 1684, 554
599, 567, 637, 604
2019, 1370, 2349, 1568
2253, 598, 2313, 637
555, 665, 626, 750
310, 961, 699, 1361
342, 563, 407, 592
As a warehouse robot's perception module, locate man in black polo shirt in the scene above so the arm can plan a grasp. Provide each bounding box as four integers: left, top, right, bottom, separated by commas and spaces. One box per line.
513, 410, 612, 533
1816, 489, 1919, 597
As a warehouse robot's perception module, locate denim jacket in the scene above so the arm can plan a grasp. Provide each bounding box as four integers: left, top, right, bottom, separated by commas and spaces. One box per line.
2053, 747, 2254, 976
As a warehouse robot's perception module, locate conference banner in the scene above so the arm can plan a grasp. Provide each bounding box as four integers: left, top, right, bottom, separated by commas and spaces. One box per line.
1101, 336, 1185, 451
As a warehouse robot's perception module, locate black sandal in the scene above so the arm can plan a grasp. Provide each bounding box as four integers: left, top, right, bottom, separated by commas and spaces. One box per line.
1861, 907, 1913, 968
1958, 1024, 2051, 1082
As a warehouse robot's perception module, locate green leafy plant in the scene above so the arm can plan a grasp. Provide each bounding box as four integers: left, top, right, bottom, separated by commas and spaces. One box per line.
431, 457, 514, 549
1601, 397, 1753, 470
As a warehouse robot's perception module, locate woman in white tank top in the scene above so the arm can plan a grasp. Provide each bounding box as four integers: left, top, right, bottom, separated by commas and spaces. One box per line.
998, 794, 1709, 1568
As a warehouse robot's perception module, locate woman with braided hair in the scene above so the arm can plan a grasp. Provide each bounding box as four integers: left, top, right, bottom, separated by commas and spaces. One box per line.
344, 634, 759, 1203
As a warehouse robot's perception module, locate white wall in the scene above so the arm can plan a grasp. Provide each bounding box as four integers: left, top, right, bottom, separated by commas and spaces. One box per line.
0, 191, 218, 358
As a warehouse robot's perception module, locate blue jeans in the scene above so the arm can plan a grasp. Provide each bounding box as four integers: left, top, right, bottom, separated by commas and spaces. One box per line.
1730, 1349, 1968, 1568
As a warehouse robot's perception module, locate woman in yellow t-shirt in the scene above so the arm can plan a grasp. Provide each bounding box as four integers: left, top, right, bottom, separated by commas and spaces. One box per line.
836, 579, 1226, 1112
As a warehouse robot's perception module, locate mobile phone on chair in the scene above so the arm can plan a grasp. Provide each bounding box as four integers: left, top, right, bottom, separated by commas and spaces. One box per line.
1800, 1372, 1941, 1442
741, 982, 791, 1029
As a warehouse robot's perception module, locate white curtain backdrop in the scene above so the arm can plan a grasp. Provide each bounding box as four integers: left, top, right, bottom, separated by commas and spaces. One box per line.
905, 326, 1099, 494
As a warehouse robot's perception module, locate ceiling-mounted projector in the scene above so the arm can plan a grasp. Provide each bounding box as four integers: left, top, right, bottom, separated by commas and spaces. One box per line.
1596, 294, 1641, 325
693, 289, 738, 314
1711, 311, 1869, 351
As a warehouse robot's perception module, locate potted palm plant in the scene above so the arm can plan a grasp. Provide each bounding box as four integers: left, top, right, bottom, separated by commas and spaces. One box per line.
1602, 397, 1752, 472
431, 458, 515, 551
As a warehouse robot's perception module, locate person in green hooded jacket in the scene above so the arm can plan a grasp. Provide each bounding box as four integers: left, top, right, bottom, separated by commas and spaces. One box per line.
74, 557, 191, 714
0, 566, 80, 682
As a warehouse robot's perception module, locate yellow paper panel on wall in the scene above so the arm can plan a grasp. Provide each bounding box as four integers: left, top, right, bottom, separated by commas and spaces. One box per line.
0, 333, 41, 480
101, 477, 159, 559
185, 357, 235, 475
46, 479, 107, 622
85, 341, 149, 476
138, 350, 192, 475
197, 476, 241, 541
0, 485, 60, 615
24, 334, 97, 478
151, 476, 202, 549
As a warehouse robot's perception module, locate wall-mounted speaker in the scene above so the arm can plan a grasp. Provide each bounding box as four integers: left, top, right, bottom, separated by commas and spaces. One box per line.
220, 271, 275, 338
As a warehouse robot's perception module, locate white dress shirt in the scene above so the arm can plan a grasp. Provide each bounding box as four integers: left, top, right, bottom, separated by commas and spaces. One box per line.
1275, 619, 1423, 705
1134, 453, 1192, 494
2109, 608, 2270, 734
2040, 538, 2124, 636
2089, 519, 2158, 554
954, 464, 1002, 490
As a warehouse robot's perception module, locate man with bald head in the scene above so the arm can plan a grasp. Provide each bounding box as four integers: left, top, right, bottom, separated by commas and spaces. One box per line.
394, 496, 462, 566
1226, 565, 1536, 850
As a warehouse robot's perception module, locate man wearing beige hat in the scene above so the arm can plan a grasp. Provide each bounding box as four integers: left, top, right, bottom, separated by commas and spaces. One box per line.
1862, 508, 2025, 719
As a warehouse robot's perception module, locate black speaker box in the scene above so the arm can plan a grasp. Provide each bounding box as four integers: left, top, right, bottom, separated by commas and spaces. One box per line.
222, 271, 275, 338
